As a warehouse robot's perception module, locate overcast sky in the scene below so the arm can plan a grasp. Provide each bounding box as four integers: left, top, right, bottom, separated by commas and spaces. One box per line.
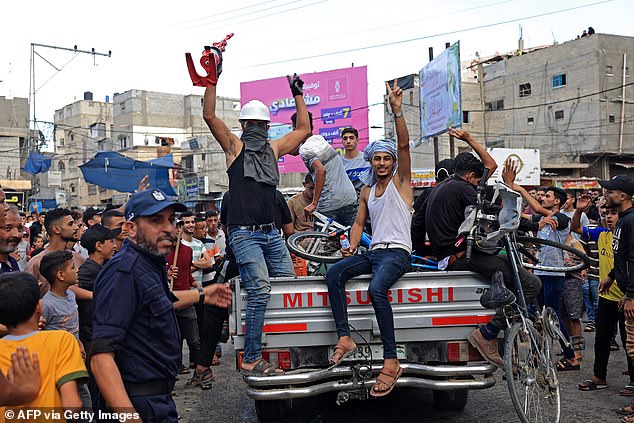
2, 0, 632, 143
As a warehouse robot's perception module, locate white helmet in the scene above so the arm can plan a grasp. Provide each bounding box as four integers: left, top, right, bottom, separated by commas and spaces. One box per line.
239, 100, 270, 122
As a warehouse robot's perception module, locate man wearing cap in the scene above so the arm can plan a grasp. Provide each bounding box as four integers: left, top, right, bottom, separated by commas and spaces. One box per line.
90, 189, 232, 422
597, 177, 634, 360
83, 207, 102, 228
326, 80, 412, 397
411, 158, 454, 255
202, 69, 310, 375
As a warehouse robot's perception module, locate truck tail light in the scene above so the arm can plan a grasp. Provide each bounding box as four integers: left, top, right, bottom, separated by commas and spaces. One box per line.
261, 349, 292, 370
447, 341, 482, 362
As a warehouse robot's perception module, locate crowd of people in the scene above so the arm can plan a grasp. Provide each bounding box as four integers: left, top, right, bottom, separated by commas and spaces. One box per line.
0, 67, 633, 422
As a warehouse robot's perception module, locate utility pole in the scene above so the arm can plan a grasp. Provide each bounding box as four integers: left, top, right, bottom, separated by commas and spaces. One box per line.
27, 43, 111, 206
28, 43, 111, 149
429, 47, 439, 168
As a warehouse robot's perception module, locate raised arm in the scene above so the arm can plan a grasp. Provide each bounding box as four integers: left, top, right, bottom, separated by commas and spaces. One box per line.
203, 84, 242, 164
271, 75, 311, 158
571, 194, 592, 235
386, 79, 411, 190
448, 128, 497, 179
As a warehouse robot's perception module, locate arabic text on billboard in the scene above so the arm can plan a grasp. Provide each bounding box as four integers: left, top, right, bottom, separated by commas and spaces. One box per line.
420, 41, 462, 138
240, 66, 369, 173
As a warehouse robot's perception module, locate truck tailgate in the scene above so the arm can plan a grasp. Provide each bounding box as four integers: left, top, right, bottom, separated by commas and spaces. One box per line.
231, 271, 494, 350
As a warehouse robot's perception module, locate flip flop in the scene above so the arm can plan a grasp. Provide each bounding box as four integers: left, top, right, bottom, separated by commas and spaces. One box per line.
240, 359, 285, 376
556, 358, 580, 372
620, 385, 634, 397
618, 405, 634, 416
578, 379, 608, 391
370, 367, 403, 397
328, 346, 358, 369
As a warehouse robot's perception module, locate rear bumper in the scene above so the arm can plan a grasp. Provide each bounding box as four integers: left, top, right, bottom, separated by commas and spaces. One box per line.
244, 362, 497, 400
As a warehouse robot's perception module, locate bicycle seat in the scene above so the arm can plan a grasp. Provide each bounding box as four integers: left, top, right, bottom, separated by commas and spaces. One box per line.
480, 271, 516, 309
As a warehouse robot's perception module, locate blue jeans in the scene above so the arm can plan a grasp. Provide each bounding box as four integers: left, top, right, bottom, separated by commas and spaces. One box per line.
228, 228, 294, 363
326, 248, 410, 359
583, 279, 600, 323
537, 275, 575, 360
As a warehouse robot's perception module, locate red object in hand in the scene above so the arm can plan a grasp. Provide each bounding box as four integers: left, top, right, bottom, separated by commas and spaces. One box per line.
185, 33, 234, 87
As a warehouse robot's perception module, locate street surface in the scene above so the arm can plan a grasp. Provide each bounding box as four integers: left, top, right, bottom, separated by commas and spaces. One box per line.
174, 332, 629, 422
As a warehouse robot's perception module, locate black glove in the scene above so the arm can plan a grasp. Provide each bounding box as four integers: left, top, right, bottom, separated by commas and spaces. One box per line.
287, 73, 304, 97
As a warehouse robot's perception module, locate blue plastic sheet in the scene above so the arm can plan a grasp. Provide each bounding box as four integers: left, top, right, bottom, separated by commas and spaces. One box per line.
79, 152, 177, 195
24, 152, 52, 174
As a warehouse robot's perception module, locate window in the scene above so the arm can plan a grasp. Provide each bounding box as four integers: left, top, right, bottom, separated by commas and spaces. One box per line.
527, 117, 534, 125
87, 184, 97, 195
485, 99, 504, 111
90, 123, 106, 139
68, 158, 75, 168
555, 110, 564, 120
70, 134, 74, 142
462, 111, 470, 123
58, 137, 64, 147
519, 83, 532, 98
552, 73, 567, 88
119, 136, 128, 149
58, 161, 65, 172
69, 184, 76, 194
489, 139, 505, 148
120, 102, 126, 112
626, 114, 633, 125
609, 114, 616, 123
606, 65, 614, 75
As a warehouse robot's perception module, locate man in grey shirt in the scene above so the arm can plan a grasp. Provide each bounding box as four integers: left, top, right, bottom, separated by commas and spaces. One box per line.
340, 127, 369, 196
296, 134, 358, 227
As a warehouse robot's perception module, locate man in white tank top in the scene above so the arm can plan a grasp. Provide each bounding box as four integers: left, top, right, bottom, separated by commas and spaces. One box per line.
326, 79, 412, 397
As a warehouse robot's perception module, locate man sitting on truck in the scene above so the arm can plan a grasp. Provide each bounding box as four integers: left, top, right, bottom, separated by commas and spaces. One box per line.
424, 135, 542, 369
325, 79, 411, 397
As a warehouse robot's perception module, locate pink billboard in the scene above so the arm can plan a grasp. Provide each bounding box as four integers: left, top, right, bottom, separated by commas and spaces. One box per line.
240, 66, 369, 173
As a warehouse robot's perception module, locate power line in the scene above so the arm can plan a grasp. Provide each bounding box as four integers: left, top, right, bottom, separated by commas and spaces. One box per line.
239, 0, 614, 68
173, 0, 282, 26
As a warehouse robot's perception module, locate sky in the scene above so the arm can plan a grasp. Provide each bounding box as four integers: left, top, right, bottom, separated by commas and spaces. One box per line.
2, 0, 633, 144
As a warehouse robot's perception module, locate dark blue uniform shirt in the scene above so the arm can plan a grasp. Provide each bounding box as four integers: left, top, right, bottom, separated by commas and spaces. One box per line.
91, 238, 181, 384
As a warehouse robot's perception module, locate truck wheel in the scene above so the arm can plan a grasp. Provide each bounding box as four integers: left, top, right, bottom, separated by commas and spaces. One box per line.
254, 399, 292, 421
432, 389, 468, 411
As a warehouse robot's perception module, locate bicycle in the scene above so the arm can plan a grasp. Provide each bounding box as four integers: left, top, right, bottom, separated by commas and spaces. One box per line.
286, 211, 438, 272
467, 172, 589, 423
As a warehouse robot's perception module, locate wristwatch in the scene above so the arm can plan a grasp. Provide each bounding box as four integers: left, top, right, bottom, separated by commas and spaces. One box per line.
197, 285, 205, 305
393, 111, 404, 119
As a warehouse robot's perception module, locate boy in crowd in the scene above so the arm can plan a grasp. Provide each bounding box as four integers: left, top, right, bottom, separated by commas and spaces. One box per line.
40, 250, 92, 414
574, 194, 634, 394
0, 272, 86, 412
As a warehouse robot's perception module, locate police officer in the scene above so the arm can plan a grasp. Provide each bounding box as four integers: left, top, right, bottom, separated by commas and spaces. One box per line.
90, 189, 232, 422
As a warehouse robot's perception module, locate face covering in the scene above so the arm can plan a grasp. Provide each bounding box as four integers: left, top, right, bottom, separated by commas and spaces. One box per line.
241, 123, 280, 186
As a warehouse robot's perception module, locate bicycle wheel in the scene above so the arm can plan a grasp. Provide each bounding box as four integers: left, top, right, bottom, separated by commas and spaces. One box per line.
286, 231, 343, 264
515, 236, 589, 273
505, 321, 560, 423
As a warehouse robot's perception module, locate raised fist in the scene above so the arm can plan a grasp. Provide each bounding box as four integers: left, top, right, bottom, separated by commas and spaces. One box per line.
287, 73, 304, 97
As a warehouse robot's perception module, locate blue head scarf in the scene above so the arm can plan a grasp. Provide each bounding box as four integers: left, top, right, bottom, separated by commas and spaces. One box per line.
358, 139, 398, 186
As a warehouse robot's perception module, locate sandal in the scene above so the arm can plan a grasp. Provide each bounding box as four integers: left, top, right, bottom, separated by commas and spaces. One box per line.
220, 320, 230, 343
620, 385, 634, 397
578, 379, 608, 391
556, 358, 580, 372
178, 366, 191, 375
611, 340, 621, 351
618, 405, 634, 416
369, 367, 403, 397
240, 359, 285, 376
328, 345, 358, 368
186, 368, 214, 390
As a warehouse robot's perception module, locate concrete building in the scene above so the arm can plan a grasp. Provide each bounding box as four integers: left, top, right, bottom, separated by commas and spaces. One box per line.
53, 92, 115, 208
111, 89, 241, 210
387, 33, 634, 184
475, 33, 634, 180
0, 96, 33, 209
